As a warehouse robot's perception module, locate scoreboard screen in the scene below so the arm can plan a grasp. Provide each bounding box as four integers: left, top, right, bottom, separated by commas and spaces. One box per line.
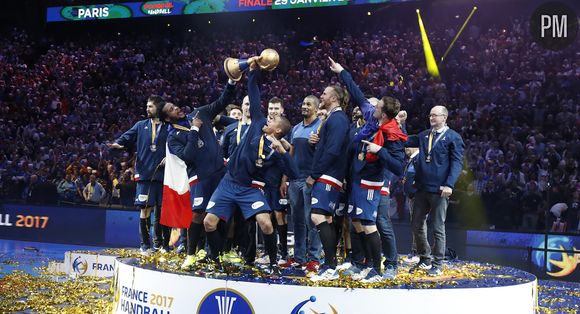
47, 0, 413, 22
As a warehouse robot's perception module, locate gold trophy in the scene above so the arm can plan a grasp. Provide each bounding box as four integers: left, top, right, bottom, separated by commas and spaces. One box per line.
223, 49, 280, 81
257, 48, 279, 71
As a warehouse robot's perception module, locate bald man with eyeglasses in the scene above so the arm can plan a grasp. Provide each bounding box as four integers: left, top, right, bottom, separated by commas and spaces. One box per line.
405, 105, 465, 277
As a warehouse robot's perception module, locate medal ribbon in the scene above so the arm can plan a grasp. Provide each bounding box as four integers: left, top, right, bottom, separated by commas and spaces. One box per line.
427, 127, 449, 155
427, 131, 434, 155
236, 121, 252, 144
236, 121, 243, 144
258, 135, 266, 159
427, 126, 448, 158
151, 119, 161, 145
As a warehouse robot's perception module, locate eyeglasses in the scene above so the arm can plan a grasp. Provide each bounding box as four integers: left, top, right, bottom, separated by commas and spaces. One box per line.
428, 114, 446, 118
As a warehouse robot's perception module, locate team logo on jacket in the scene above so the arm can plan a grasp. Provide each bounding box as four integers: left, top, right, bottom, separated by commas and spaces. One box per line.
198, 139, 205, 148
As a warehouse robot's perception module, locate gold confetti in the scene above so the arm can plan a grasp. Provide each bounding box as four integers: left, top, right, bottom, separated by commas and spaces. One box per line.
0, 270, 113, 313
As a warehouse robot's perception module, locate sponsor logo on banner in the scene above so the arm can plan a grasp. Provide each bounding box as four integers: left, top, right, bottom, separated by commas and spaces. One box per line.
72, 256, 88, 275
532, 235, 580, 278
68, 253, 116, 277
197, 288, 255, 314
291, 296, 339, 314
141, 1, 174, 15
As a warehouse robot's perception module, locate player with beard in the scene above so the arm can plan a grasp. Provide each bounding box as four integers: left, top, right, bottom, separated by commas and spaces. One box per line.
109, 95, 170, 254
159, 78, 237, 269
330, 58, 406, 282
306, 82, 351, 281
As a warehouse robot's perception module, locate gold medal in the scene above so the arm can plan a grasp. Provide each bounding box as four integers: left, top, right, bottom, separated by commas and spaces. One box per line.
150, 144, 157, 152
255, 159, 263, 168
426, 154, 431, 163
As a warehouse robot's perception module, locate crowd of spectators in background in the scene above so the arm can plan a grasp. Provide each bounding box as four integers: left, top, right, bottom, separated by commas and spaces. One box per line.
0, 17, 577, 233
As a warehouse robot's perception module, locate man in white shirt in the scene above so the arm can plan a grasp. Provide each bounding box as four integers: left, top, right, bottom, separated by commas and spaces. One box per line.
83, 174, 106, 204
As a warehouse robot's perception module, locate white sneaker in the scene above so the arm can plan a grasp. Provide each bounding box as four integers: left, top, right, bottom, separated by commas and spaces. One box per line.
409, 261, 432, 273
403, 254, 420, 264
351, 267, 373, 281
140, 247, 152, 256
335, 262, 352, 271
343, 264, 362, 277
382, 266, 397, 280
255, 255, 270, 265
310, 267, 339, 282
362, 268, 383, 283
181, 255, 196, 270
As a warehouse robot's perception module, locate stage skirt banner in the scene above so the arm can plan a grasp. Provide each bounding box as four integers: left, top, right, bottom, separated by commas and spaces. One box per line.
112, 258, 537, 314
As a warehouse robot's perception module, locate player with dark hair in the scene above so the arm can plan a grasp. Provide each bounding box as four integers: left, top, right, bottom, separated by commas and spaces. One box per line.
109, 95, 170, 254
203, 61, 298, 276
330, 58, 406, 282
159, 78, 237, 270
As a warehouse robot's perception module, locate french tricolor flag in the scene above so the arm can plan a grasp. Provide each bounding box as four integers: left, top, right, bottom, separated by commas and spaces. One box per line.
160, 144, 192, 228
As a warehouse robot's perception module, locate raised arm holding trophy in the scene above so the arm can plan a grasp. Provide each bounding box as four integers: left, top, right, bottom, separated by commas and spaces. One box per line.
223, 48, 280, 81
